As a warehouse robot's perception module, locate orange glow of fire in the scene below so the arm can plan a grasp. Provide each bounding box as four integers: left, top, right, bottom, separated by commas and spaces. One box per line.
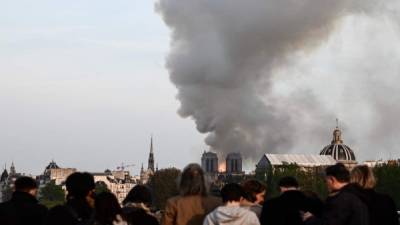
218, 162, 226, 172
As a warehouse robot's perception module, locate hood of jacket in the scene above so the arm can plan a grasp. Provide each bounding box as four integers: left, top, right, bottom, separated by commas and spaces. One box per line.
208, 205, 251, 223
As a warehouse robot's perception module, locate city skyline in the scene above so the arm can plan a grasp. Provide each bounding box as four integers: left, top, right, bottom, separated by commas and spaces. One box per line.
2, 1, 400, 175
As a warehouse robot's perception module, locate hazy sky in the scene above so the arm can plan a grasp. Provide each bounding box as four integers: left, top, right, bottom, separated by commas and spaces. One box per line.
0, 0, 208, 175
1, 1, 400, 175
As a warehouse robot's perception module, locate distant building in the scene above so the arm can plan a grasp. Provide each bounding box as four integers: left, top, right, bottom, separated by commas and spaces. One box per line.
92, 170, 137, 203
38, 160, 76, 186
0, 162, 22, 202
140, 136, 157, 184
256, 120, 358, 177
256, 153, 336, 179
226, 153, 243, 174
201, 151, 218, 174
319, 121, 357, 168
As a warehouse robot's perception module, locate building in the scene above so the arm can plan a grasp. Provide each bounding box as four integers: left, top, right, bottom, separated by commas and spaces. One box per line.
256, 153, 336, 178
226, 153, 243, 174
319, 121, 357, 168
201, 151, 218, 174
0, 162, 22, 202
38, 160, 76, 186
92, 170, 137, 203
255, 120, 358, 178
140, 136, 157, 184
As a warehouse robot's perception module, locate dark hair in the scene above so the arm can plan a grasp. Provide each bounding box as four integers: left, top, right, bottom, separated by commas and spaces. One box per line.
325, 163, 350, 183
221, 183, 244, 203
278, 176, 299, 188
242, 180, 266, 202
179, 163, 207, 196
95, 192, 122, 225
123, 185, 152, 206
15, 176, 37, 192
66, 172, 95, 199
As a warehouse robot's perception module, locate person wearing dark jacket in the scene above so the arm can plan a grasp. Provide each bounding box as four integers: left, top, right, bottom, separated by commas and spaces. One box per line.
351, 165, 399, 225
45, 172, 96, 225
260, 176, 311, 225
0, 176, 48, 225
304, 163, 369, 225
122, 185, 159, 225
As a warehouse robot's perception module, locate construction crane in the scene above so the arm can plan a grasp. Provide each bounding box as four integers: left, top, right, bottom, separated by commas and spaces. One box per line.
116, 162, 135, 171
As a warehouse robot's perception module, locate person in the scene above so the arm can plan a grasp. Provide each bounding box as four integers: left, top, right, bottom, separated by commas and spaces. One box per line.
161, 163, 221, 225
45, 172, 96, 225
350, 165, 399, 225
260, 176, 309, 225
303, 163, 369, 225
0, 176, 48, 225
203, 183, 260, 225
95, 192, 127, 225
240, 179, 266, 218
122, 185, 159, 225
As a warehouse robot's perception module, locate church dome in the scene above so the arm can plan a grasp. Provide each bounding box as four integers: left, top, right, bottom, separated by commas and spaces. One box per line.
320, 123, 356, 162
45, 160, 60, 170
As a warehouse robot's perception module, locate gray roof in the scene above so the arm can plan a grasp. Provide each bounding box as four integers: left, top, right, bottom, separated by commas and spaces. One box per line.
260, 153, 336, 167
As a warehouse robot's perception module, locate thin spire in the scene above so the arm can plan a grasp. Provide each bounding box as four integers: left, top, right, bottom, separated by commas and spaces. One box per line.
150, 135, 153, 154
336, 118, 339, 128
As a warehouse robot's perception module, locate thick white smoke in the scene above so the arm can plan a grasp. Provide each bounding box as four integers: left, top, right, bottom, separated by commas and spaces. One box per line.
156, 0, 400, 161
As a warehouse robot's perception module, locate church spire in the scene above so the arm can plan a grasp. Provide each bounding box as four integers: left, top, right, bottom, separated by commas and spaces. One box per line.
10, 161, 16, 175
148, 136, 155, 172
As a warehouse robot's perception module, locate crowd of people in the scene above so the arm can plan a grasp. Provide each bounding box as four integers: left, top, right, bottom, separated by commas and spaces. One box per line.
0, 162, 398, 225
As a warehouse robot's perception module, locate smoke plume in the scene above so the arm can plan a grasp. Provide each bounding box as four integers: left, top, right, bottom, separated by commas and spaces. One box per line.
156, 0, 400, 161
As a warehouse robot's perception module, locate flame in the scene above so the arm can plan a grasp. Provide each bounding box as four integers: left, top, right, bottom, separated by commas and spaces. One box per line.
218, 162, 226, 172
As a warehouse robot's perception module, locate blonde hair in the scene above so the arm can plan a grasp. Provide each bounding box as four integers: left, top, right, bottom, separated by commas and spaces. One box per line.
350, 165, 376, 189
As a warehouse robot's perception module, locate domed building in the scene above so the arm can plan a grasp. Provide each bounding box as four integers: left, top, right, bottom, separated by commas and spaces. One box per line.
320, 123, 357, 167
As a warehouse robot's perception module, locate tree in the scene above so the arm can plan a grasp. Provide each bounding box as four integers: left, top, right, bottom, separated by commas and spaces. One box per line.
266, 164, 327, 199
95, 181, 110, 194
374, 164, 400, 209
147, 168, 181, 210
39, 181, 65, 208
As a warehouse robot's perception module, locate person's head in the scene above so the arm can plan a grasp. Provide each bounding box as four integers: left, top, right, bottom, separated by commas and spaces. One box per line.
242, 179, 266, 204
66, 172, 95, 206
350, 165, 376, 189
14, 176, 38, 197
179, 163, 207, 196
278, 176, 299, 193
95, 192, 122, 225
123, 185, 153, 206
221, 183, 244, 204
325, 163, 350, 192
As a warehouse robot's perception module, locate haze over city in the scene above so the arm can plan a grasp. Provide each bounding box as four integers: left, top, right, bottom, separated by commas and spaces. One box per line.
1, 0, 400, 176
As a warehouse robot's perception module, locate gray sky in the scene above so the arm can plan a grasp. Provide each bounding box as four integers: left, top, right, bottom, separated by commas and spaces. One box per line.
1, 0, 400, 175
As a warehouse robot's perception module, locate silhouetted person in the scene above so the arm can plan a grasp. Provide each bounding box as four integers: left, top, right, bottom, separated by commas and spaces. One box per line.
122, 185, 159, 225
95, 192, 126, 225
260, 176, 308, 225
303, 163, 369, 225
351, 165, 399, 225
0, 176, 48, 225
241, 179, 266, 218
45, 172, 96, 225
204, 183, 260, 225
161, 163, 221, 225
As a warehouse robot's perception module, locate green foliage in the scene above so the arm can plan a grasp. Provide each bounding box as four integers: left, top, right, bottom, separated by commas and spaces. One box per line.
266, 164, 327, 199
374, 164, 400, 209
95, 181, 110, 194
148, 168, 181, 210
39, 181, 65, 208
